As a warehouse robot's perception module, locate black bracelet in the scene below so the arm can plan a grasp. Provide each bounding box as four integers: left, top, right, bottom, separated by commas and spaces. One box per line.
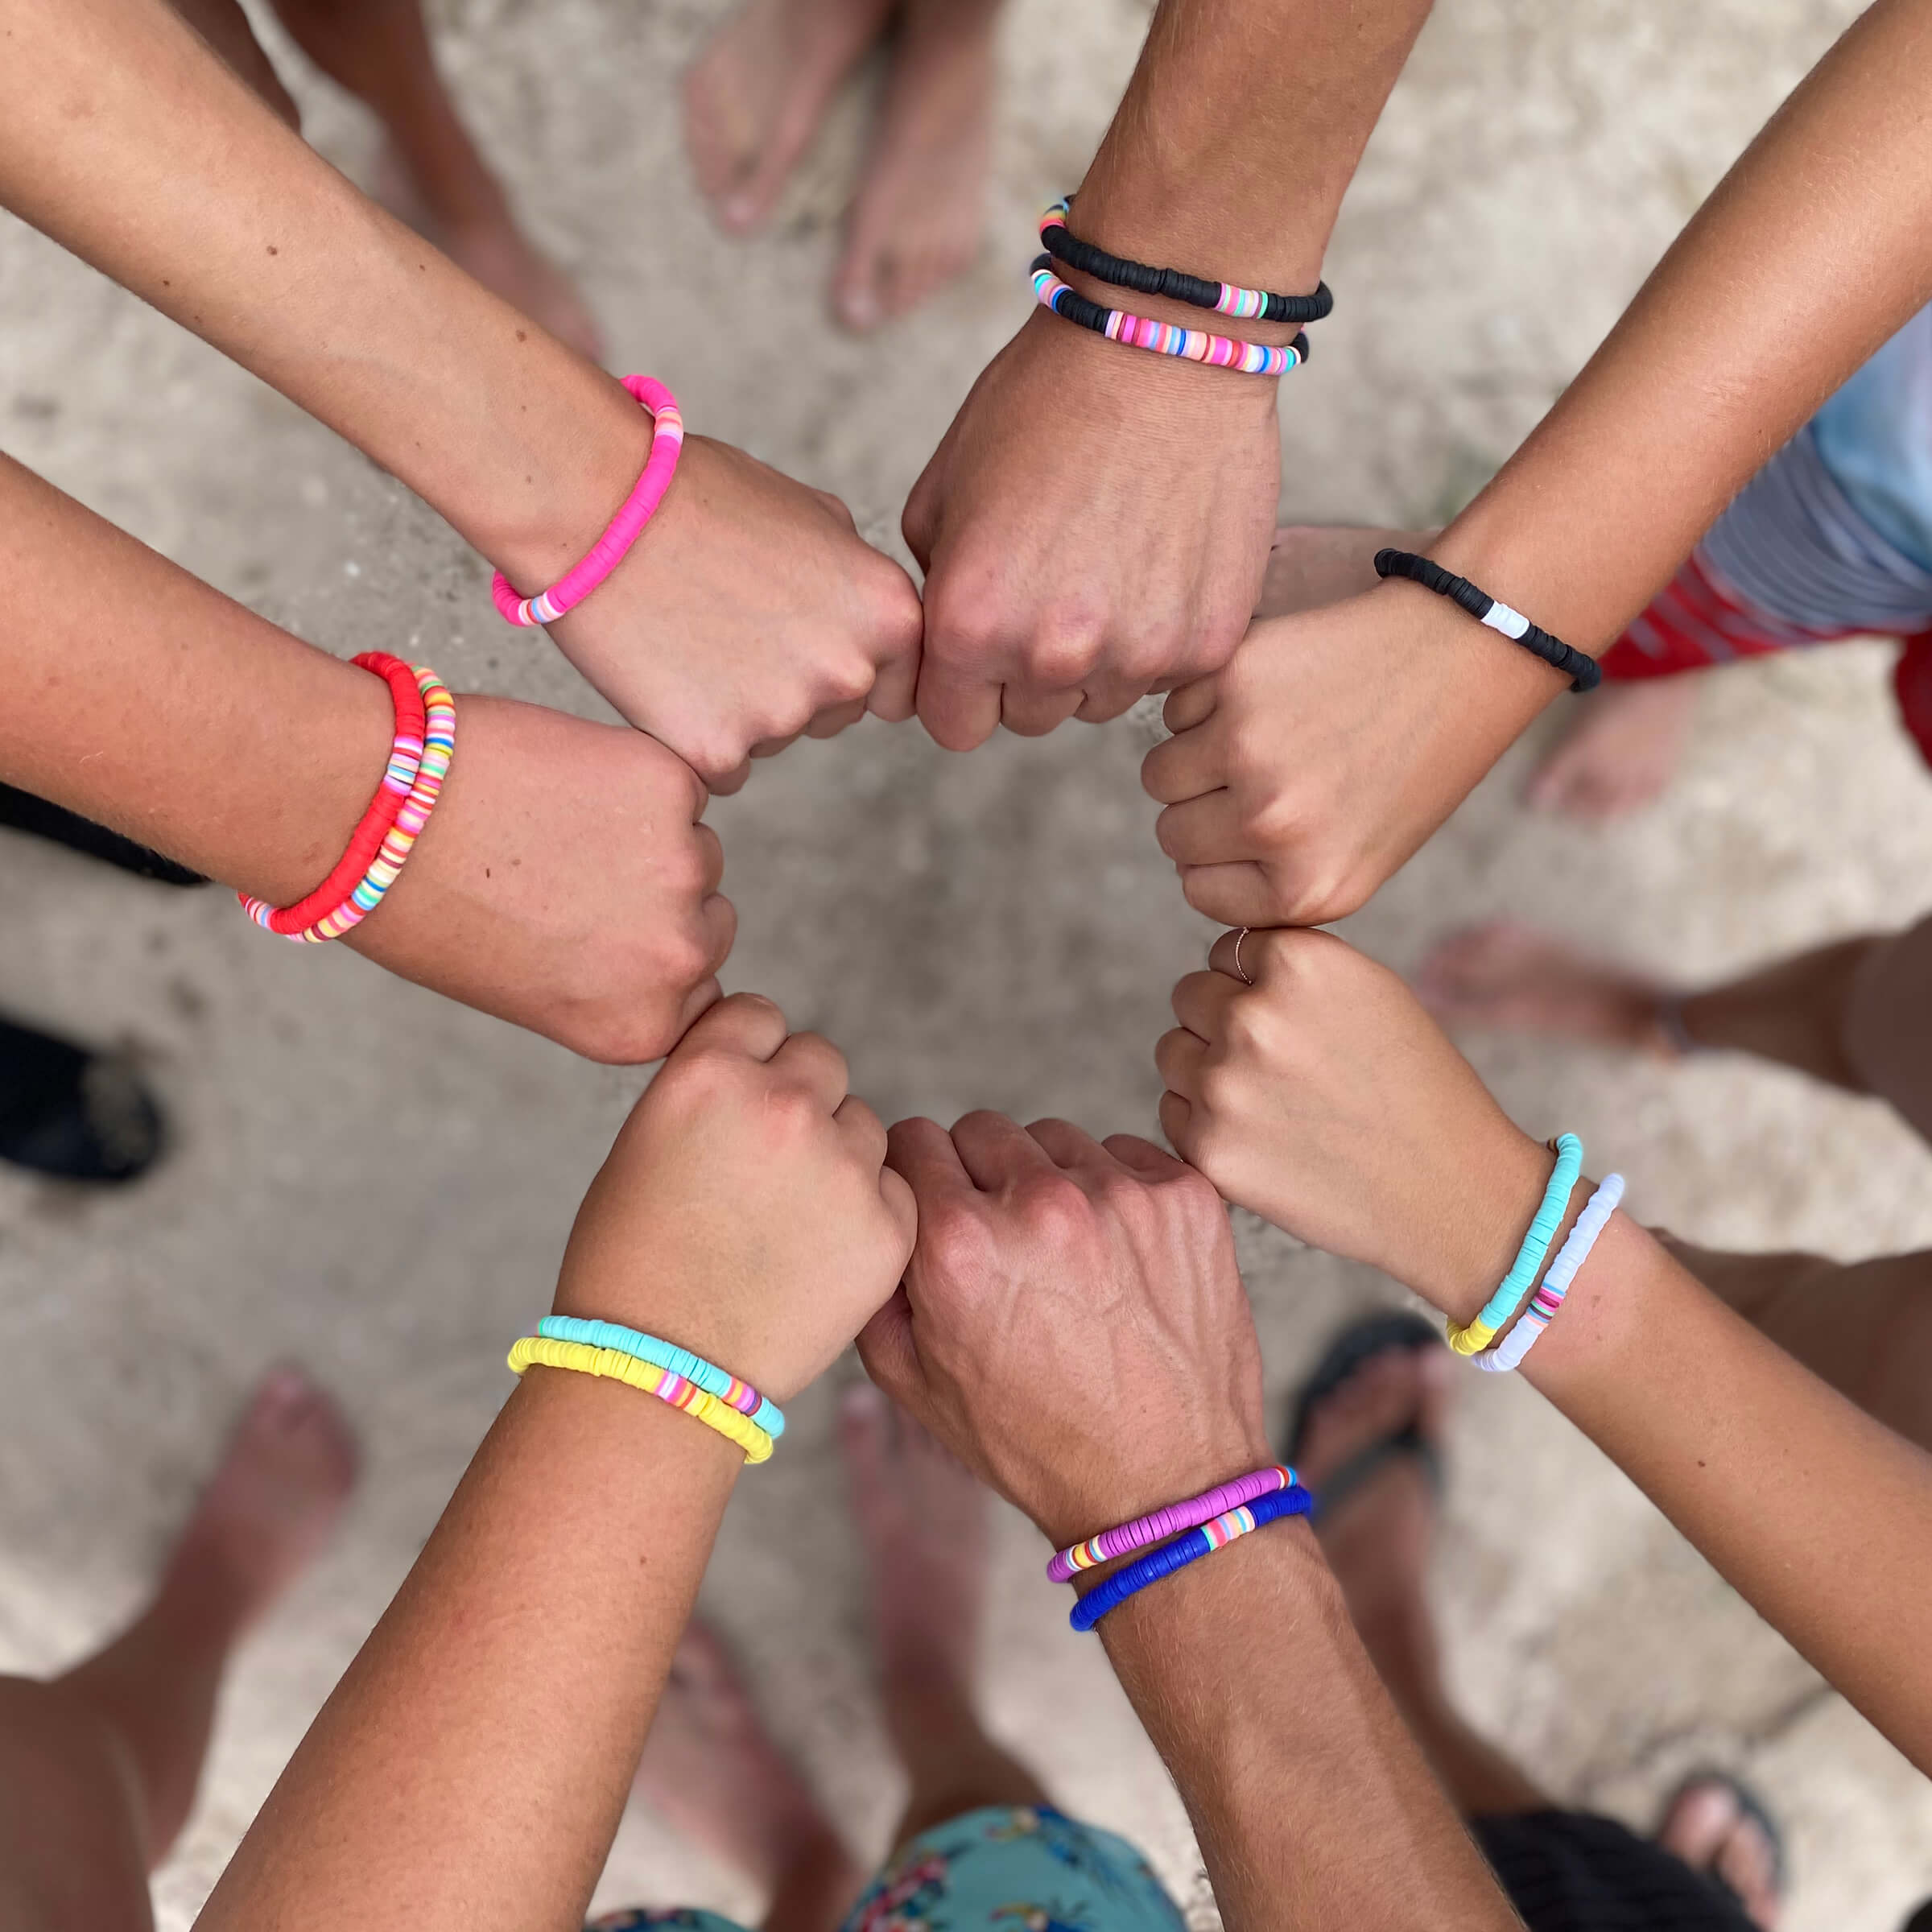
1373, 550, 1600, 693
1038, 196, 1334, 327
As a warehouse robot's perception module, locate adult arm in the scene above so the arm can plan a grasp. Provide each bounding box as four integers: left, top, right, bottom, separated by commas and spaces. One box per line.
861, 1114, 1517, 1929
196, 995, 917, 1930
1158, 928, 1932, 1772
1, 452, 730, 1062
0, 0, 921, 788
1144, 0, 1932, 925
902, 0, 1439, 749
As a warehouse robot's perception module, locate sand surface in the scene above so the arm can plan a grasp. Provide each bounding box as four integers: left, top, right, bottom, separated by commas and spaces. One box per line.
3, 0, 1931, 1924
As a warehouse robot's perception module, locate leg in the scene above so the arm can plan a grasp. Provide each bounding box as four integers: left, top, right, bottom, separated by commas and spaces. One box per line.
0, 1369, 355, 1928
838, 1383, 1051, 1850
262, 0, 601, 357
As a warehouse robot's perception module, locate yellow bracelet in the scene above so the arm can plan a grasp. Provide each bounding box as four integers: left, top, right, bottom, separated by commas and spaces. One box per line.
507, 1335, 775, 1464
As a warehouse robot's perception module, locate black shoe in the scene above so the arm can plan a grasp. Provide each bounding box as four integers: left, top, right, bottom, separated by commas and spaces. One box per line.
0, 782, 206, 886
0, 1014, 165, 1183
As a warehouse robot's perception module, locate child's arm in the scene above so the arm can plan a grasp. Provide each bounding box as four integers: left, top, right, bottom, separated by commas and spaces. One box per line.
0, 452, 730, 1063
1158, 927, 1932, 1777
0, 0, 921, 789
1143, 0, 1932, 931
194, 996, 916, 1932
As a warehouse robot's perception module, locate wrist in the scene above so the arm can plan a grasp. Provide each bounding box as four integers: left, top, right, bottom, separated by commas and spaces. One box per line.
1406, 1133, 1581, 1326
1019, 303, 1287, 424
1032, 1416, 1277, 1555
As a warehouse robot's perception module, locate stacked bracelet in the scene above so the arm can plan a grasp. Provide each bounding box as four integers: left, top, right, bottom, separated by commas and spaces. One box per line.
1048, 1464, 1295, 1581
507, 1334, 775, 1464
239, 653, 456, 943
491, 374, 685, 629
1373, 550, 1601, 692
1445, 1134, 1585, 1357
539, 1315, 785, 1438
1030, 260, 1307, 378
1069, 1483, 1314, 1633
1476, 1174, 1625, 1373
1038, 197, 1333, 325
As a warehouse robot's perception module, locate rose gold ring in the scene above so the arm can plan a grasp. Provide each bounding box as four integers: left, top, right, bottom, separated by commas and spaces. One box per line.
1232, 927, 1255, 986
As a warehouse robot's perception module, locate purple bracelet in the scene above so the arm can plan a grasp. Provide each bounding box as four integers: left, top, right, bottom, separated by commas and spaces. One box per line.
1047, 1463, 1297, 1583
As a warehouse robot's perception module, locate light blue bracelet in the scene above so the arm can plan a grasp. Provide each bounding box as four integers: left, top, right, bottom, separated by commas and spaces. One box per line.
537, 1315, 786, 1437
1447, 1133, 1584, 1357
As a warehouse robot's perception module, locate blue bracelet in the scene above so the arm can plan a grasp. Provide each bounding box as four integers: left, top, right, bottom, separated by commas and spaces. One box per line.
1447, 1133, 1584, 1358
1070, 1483, 1315, 1633
537, 1315, 786, 1438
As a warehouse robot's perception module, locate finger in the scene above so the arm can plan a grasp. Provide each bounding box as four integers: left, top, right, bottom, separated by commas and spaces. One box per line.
1157, 1088, 1194, 1154
695, 822, 725, 895
671, 989, 790, 1064
1154, 1024, 1207, 1100
915, 663, 1003, 753
806, 697, 870, 740
1170, 968, 1241, 1042
1155, 791, 1255, 869
708, 756, 753, 797
886, 1115, 976, 1200
698, 891, 737, 976
854, 1298, 921, 1408
1023, 1116, 1113, 1174
769, 1030, 851, 1111
999, 683, 1084, 737
1163, 675, 1220, 735
1073, 674, 1152, 724
1101, 1133, 1194, 1183
950, 1108, 1059, 1191
1178, 860, 1288, 929
834, 1092, 890, 1169
867, 635, 923, 724
1141, 724, 1226, 806
1207, 925, 1278, 981
878, 1164, 919, 1246
671, 973, 723, 1042
749, 730, 804, 761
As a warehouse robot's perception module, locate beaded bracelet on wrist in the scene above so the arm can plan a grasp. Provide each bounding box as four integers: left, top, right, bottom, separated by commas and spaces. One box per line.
1373, 549, 1600, 692
1476, 1174, 1625, 1373
1038, 196, 1333, 326
1031, 258, 1307, 377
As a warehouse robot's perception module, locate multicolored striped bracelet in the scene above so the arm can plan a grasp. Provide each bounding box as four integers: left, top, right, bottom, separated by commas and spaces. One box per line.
1447, 1135, 1585, 1356
1070, 1482, 1314, 1633
1476, 1174, 1625, 1373
508, 1335, 774, 1464
1048, 1464, 1296, 1582
1038, 196, 1334, 326
491, 374, 685, 628
1030, 258, 1307, 378
538, 1315, 785, 1438
239, 655, 456, 943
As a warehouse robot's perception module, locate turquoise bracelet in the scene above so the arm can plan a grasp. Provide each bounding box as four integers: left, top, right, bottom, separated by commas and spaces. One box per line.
537, 1315, 786, 1437
1446, 1134, 1583, 1357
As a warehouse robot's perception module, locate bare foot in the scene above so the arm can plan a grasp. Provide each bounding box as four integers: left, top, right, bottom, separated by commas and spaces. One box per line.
1293, 1344, 1451, 1659
371, 142, 605, 363
683, 0, 894, 236
1656, 1779, 1783, 1930
633, 1623, 858, 1901
159, 1367, 358, 1630
1414, 920, 1683, 1057
1255, 524, 1438, 620
832, 0, 998, 330
1525, 678, 1700, 820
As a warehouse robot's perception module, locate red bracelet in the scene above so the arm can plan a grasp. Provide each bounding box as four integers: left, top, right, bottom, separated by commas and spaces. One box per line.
250, 652, 428, 935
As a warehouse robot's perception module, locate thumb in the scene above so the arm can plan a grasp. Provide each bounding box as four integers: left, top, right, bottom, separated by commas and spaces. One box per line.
856, 1287, 922, 1406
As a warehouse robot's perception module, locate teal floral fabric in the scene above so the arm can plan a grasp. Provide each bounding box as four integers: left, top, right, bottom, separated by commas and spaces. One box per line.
588, 1804, 1187, 1932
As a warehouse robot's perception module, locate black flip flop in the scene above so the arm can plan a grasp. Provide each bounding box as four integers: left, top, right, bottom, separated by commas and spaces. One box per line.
1286, 1310, 1446, 1518
0, 1014, 165, 1183
1660, 1770, 1787, 1909
0, 782, 206, 886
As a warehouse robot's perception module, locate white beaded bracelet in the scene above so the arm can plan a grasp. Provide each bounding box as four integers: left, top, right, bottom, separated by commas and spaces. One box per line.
1475, 1174, 1625, 1373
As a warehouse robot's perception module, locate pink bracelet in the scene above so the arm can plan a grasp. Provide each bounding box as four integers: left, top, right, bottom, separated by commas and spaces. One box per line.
490, 375, 685, 628
1047, 1464, 1297, 1583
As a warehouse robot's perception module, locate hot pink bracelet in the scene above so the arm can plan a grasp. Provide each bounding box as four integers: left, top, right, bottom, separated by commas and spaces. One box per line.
1047, 1463, 1297, 1583
490, 374, 685, 628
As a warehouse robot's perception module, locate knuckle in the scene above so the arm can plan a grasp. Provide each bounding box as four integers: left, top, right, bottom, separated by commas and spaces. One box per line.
923, 1199, 997, 1278
1015, 1171, 1092, 1242
1029, 626, 1104, 691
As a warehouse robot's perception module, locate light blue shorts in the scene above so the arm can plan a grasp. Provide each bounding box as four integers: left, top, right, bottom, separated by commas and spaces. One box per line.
588, 1804, 1187, 1932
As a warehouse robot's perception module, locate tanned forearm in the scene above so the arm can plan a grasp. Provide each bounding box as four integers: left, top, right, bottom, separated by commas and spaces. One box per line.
0, 0, 646, 589
1100, 1525, 1517, 1930
197, 1372, 739, 1932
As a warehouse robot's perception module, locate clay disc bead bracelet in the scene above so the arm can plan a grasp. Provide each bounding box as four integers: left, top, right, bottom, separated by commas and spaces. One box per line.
1038, 196, 1333, 326
1031, 258, 1307, 378
1373, 549, 1602, 692
1049, 1463, 1297, 1582
491, 374, 685, 629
